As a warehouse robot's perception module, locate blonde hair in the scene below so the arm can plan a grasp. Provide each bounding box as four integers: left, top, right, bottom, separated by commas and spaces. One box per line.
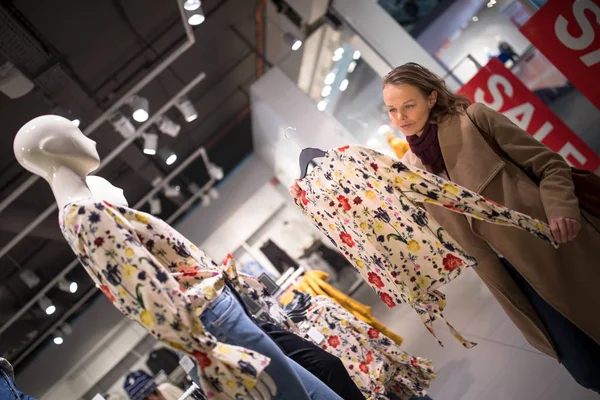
383, 63, 471, 124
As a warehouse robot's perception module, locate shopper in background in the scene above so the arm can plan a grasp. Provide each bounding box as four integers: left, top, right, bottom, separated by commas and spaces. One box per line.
0, 358, 36, 400
123, 370, 164, 400
380, 62, 600, 393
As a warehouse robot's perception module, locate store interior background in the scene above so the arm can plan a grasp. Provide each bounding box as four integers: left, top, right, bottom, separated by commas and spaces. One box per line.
0, 0, 598, 399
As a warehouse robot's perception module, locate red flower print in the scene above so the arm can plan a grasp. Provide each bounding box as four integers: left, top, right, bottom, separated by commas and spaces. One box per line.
103, 201, 114, 208
483, 197, 503, 207
192, 351, 212, 370
353, 196, 363, 205
300, 190, 309, 206
367, 328, 380, 339
338, 145, 350, 152
379, 292, 396, 308
94, 237, 105, 247
443, 254, 463, 272
365, 351, 374, 365
339, 232, 356, 248
370, 162, 379, 172
359, 362, 369, 374
100, 285, 115, 303
367, 272, 385, 289
337, 195, 351, 211
443, 203, 462, 213
328, 335, 341, 348
182, 268, 199, 277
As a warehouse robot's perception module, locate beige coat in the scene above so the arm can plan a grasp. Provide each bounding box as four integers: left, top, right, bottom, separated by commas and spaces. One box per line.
402, 103, 600, 358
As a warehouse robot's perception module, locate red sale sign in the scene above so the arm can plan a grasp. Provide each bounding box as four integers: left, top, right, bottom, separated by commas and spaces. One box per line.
458, 58, 599, 171
520, 0, 600, 110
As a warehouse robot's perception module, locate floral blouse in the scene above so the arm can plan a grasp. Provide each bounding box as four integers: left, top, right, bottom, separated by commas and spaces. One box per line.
60, 199, 289, 400
298, 295, 435, 400
295, 145, 557, 347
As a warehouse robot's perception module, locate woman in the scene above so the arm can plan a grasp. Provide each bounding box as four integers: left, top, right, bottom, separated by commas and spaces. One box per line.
381, 62, 600, 392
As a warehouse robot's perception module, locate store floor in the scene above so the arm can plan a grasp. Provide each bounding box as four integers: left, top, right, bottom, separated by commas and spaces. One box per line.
352, 267, 600, 400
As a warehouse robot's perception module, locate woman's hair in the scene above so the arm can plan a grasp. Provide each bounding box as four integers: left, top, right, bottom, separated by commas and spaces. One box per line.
382, 62, 471, 123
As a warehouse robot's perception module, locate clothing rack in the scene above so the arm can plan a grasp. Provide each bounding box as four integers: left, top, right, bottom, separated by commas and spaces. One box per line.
178, 382, 206, 400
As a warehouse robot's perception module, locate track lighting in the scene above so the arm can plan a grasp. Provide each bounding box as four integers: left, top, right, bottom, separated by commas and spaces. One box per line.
130, 95, 150, 122
317, 100, 327, 111
0, 62, 34, 99
58, 278, 78, 294
185, 5, 205, 26
164, 185, 181, 198
321, 86, 332, 97
110, 112, 136, 138
142, 132, 159, 155
353, 51, 361, 60
339, 79, 349, 92
175, 97, 198, 122
157, 115, 181, 137
188, 182, 201, 194
183, 0, 201, 11
347, 61, 357, 74
208, 163, 224, 181
166, 153, 178, 166
209, 188, 219, 200
201, 194, 211, 207
52, 106, 81, 127
39, 296, 56, 315
19, 269, 40, 289
53, 336, 63, 345
283, 33, 302, 51
149, 197, 162, 215
324, 73, 336, 85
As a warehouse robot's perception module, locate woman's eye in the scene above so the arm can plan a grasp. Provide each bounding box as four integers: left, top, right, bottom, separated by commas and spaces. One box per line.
388, 108, 396, 113
405, 105, 414, 109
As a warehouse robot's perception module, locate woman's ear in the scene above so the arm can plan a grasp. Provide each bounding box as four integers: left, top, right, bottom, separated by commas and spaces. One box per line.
428, 90, 438, 109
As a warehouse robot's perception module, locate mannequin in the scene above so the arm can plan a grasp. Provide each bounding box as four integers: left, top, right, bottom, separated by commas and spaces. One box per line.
14, 115, 344, 400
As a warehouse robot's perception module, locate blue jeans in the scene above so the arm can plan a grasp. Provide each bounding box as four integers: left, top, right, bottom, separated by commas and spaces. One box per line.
0, 370, 35, 400
198, 287, 343, 400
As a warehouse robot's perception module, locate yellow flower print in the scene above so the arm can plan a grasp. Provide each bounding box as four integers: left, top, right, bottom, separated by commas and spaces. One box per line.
424, 198, 436, 204
440, 298, 447, 309
322, 328, 329, 335
407, 240, 421, 253
227, 380, 236, 389
329, 224, 336, 231
334, 171, 340, 177
406, 172, 420, 181
135, 213, 150, 224
442, 183, 459, 195
190, 244, 198, 252
119, 288, 128, 299
341, 319, 348, 326
140, 310, 154, 327
356, 259, 365, 269
123, 263, 136, 278
395, 176, 404, 184
417, 276, 431, 289
365, 190, 376, 200
243, 378, 257, 390
360, 222, 368, 230
125, 248, 134, 258
374, 221, 384, 234
372, 181, 380, 189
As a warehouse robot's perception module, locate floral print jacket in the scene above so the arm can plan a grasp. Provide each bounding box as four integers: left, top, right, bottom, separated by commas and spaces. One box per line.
295, 145, 557, 347
60, 199, 289, 400
299, 295, 435, 400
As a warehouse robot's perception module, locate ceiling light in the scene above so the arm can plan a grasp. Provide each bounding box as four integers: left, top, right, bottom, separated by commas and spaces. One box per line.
53, 336, 63, 345
110, 112, 136, 138
283, 33, 303, 51
52, 106, 81, 128
339, 79, 349, 92
19, 269, 40, 289
353, 50, 361, 60
130, 95, 150, 122
157, 115, 181, 137
69, 282, 78, 293
209, 188, 219, 200
149, 197, 162, 215
60, 323, 73, 336
188, 182, 201, 194
292, 40, 303, 51
332, 53, 342, 62
164, 185, 180, 198
58, 278, 77, 294
472, 16, 479, 22
183, 0, 201, 11
142, 133, 159, 155
324, 72, 336, 85
188, 13, 205, 25
347, 61, 357, 73
321, 86, 332, 97
334, 47, 344, 56
71, 119, 81, 127
317, 100, 327, 111
39, 296, 56, 315
487, 1, 494, 7
176, 97, 198, 122
0, 62, 34, 99
202, 194, 211, 207
208, 163, 224, 180
166, 153, 178, 165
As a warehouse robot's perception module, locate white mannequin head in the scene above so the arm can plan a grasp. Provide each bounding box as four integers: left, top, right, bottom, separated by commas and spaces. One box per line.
14, 115, 100, 182
87, 176, 128, 206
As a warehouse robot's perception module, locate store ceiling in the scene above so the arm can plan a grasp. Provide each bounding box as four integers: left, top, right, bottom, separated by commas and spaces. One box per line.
0, 0, 282, 368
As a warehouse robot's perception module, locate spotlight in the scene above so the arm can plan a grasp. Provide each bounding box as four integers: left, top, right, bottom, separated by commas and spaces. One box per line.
53, 336, 64, 345
70, 282, 78, 293
166, 153, 178, 166
324, 73, 336, 85
157, 115, 181, 137
71, 119, 81, 127
209, 187, 219, 200
175, 97, 198, 122
185, 6, 205, 26
19, 269, 40, 289
183, 0, 201, 11
142, 133, 159, 155
334, 48, 344, 56
58, 278, 78, 294
110, 112, 136, 138
208, 164, 224, 181
353, 50, 361, 60
130, 95, 150, 122
339, 79, 349, 92
321, 86, 332, 97
347, 61, 357, 73
188, 182, 201, 194
332, 53, 342, 62
149, 197, 162, 215
201, 194, 211, 207
283, 33, 302, 51
472, 16, 479, 22
0, 62, 34, 99
317, 100, 327, 111
60, 323, 73, 336
164, 185, 180, 198
39, 296, 56, 315
52, 106, 81, 127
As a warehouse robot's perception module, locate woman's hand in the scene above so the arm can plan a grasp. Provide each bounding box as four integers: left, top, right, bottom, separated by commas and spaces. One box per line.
288, 180, 302, 199
550, 217, 581, 244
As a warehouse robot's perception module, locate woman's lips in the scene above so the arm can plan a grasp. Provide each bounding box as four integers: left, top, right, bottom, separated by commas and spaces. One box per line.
400, 123, 412, 129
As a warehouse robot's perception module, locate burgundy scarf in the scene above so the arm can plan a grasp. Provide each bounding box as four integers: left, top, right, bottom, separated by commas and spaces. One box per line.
406, 123, 445, 174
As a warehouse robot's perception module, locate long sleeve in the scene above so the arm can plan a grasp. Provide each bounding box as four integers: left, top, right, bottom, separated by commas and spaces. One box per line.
468, 102, 580, 222
61, 200, 270, 399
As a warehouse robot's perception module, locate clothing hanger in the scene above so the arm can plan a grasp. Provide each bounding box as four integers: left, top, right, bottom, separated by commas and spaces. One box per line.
284, 127, 327, 179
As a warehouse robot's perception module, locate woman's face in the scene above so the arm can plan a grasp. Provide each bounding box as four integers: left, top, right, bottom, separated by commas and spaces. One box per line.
383, 83, 437, 137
